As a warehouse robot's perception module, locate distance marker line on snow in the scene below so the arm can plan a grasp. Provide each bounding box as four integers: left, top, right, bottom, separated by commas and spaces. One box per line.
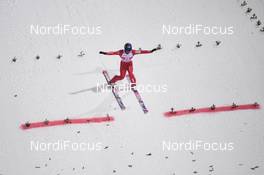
20, 116, 114, 130
164, 103, 260, 118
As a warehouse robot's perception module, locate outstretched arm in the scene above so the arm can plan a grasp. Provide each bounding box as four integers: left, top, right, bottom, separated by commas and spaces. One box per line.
133, 45, 162, 55
133, 50, 152, 54
99, 50, 121, 55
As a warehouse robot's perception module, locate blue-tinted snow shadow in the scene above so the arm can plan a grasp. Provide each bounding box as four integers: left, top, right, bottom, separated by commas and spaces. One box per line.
69, 83, 108, 95
73, 91, 129, 117
73, 67, 118, 76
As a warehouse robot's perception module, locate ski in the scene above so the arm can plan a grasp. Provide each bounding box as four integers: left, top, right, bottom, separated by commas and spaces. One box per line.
126, 76, 148, 113
102, 70, 126, 110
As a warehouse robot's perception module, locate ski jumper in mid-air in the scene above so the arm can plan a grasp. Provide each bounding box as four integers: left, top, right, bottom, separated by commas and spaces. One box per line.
99, 43, 161, 86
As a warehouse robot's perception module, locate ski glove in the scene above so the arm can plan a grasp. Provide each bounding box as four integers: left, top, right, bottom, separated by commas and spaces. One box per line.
151, 45, 161, 52
99, 51, 107, 55
151, 48, 157, 53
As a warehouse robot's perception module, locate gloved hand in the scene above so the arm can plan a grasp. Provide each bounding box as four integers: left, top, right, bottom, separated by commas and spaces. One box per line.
99, 51, 107, 55
151, 44, 162, 52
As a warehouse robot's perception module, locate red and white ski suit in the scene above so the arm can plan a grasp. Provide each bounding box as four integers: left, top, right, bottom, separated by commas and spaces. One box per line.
104, 49, 153, 84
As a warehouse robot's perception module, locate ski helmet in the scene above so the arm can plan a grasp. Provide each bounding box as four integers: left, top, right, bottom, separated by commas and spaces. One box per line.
124, 43, 132, 53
